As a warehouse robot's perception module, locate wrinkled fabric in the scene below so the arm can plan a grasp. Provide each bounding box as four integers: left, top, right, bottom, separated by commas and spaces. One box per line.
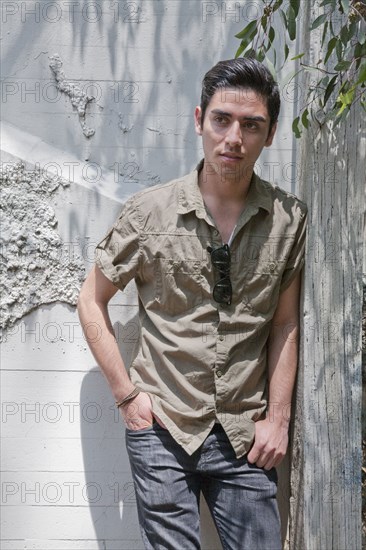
126, 423, 281, 550
96, 160, 307, 458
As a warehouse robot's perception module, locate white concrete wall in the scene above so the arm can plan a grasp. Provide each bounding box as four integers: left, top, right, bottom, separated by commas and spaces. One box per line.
1, 1, 301, 548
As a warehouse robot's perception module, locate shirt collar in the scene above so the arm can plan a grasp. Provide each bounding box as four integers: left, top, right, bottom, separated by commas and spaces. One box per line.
176, 159, 207, 218
177, 159, 272, 216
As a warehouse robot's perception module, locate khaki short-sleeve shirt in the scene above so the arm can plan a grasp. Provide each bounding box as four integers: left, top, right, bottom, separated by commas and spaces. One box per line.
96, 161, 307, 458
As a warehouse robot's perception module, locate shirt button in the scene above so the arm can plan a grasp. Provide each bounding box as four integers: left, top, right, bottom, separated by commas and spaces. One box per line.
218, 335, 224, 341
269, 262, 276, 272
216, 370, 222, 377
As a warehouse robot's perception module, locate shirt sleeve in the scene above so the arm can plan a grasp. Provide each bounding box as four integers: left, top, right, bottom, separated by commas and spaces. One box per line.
279, 207, 308, 292
95, 197, 140, 291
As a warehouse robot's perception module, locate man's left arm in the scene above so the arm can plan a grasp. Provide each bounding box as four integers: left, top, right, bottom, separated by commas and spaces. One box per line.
247, 271, 301, 470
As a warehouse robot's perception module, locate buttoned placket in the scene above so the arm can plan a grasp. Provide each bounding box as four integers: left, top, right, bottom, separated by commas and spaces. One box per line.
178, 166, 271, 417
212, 202, 265, 406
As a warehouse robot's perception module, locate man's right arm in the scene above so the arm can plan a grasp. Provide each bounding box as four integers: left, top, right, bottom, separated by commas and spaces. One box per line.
77, 264, 154, 430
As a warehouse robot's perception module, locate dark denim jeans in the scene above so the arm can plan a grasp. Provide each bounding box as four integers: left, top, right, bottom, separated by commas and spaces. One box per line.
126, 422, 281, 550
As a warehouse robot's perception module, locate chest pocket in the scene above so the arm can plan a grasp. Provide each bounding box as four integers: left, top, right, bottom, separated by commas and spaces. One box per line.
233, 251, 285, 316
154, 258, 204, 314
245, 259, 283, 277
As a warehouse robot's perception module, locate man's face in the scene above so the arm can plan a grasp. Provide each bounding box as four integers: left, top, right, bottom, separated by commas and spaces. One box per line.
194, 87, 277, 182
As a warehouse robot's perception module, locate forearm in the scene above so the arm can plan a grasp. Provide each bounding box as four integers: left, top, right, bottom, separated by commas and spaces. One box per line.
247, 272, 301, 468
77, 293, 135, 401
267, 321, 299, 426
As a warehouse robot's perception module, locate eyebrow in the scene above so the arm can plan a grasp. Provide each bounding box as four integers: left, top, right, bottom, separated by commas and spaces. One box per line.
211, 109, 267, 123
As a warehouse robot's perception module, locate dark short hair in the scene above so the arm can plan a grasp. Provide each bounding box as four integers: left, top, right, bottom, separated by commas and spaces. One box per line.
200, 58, 280, 132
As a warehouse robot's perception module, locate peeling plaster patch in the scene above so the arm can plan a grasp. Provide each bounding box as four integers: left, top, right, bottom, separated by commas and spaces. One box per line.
147, 126, 179, 136
49, 54, 95, 138
34, 51, 48, 60
0, 162, 85, 338
147, 126, 162, 134
118, 113, 133, 134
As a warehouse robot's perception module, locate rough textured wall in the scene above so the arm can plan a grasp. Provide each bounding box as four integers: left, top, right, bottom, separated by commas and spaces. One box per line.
0, 162, 85, 336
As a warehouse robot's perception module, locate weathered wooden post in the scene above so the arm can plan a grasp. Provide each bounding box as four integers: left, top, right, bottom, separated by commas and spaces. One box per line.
290, 1, 365, 548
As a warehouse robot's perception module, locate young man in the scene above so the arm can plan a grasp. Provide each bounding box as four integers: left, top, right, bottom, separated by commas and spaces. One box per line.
78, 58, 307, 549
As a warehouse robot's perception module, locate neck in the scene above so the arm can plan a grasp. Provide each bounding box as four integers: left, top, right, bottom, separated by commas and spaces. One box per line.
198, 161, 253, 204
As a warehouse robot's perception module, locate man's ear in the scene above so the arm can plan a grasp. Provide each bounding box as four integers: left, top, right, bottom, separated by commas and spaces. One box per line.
194, 106, 203, 136
265, 121, 277, 147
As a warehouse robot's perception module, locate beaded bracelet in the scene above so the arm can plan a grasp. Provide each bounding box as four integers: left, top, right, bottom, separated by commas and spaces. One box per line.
115, 387, 140, 408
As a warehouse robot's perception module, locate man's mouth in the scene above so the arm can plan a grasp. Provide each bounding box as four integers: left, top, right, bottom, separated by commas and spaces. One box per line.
220, 153, 243, 160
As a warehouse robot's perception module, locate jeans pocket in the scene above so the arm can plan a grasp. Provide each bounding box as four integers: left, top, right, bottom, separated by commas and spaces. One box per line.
125, 421, 157, 435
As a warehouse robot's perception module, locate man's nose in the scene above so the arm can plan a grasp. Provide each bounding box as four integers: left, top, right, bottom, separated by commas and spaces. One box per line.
225, 121, 242, 146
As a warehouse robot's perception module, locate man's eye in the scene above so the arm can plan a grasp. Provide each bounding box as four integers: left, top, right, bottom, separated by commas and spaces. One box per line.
243, 122, 258, 130
214, 116, 228, 124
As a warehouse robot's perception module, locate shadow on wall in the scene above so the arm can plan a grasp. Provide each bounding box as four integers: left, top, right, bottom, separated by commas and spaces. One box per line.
80, 367, 144, 549
80, 313, 143, 549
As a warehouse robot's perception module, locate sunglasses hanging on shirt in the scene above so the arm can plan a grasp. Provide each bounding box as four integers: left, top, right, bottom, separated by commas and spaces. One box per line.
207, 244, 232, 305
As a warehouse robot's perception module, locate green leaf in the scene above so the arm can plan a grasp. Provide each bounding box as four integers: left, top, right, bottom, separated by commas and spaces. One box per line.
268, 26, 275, 44
243, 48, 256, 59
340, 24, 349, 45
284, 43, 290, 62
301, 109, 309, 129
338, 80, 350, 93
324, 37, 338, 63
290, 0, 300, 17
337, 87, 355, 114
323, 74, 338, 105
235, 38, 253, 57
335, 38, 343, 62
357, 62, 366, 85
235, 20, 257, 40
261, 15, 268, 30
321, 21, 329, 47
290, 53, 305, 60
292, 116, 301, 138
358, 29, 366, 45
235, 41, 246, 58
272, 0, 283, 13
339, 86, 355, 106
279, 9, 288, 30
257, 47, 266, 62
311, 14, 328, 31
354, 42, 366, 60
347, 22, 357, 41
334, 60, 352, 71
287, 5, 296, 40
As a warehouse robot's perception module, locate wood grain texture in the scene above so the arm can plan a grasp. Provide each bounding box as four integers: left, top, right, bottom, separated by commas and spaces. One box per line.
290, 2, 365, 548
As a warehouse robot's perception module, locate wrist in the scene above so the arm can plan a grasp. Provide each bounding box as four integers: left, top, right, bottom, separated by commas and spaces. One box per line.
266, 402, 292, 425
115, 387, 140, 408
